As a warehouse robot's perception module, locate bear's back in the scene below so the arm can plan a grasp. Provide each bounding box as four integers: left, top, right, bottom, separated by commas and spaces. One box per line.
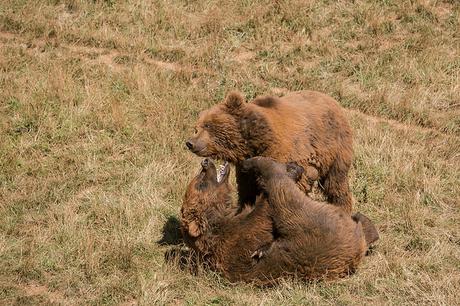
244, 90, 351, 162
251, 90, 345, 122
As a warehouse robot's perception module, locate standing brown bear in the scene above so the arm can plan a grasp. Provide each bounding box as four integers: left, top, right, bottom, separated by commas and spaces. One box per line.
186, 91, 354, 213
180, 157, 378, 284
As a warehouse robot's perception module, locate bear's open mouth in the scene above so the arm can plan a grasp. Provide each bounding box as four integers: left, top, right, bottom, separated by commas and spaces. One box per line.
200, 158, 229, 184
216, 160, 229, 183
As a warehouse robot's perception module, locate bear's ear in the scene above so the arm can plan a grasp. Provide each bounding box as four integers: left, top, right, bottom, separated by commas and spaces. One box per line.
188, 220, 201, 237
224, 91, 245, 111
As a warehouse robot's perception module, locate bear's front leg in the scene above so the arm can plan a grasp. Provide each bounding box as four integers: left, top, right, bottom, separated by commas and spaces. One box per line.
235, 164, 261, 209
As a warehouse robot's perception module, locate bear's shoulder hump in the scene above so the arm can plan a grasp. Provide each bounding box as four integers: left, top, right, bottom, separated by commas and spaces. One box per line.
252, 96, 279, 108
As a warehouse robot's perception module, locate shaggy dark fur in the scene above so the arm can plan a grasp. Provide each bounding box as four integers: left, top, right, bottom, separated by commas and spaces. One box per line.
186, 90, 354, 213
180, 158, 378, 285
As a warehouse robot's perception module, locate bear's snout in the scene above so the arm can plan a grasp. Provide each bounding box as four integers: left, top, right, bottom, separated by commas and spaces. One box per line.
186, 138, 208, 155
186, 140, 194, 150
201, 158, 210, 169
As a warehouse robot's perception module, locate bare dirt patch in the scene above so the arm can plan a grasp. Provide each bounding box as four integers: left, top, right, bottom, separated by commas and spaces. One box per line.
21, 283, 66, 304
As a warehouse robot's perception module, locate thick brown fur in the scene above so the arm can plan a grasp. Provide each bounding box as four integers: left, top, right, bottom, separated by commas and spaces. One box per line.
186, 91, 354, 213
180, 158, 378, 285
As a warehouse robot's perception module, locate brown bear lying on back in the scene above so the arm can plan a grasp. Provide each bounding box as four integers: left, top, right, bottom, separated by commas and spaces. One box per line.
181, 157, 378, 285
186, 91, 354, 213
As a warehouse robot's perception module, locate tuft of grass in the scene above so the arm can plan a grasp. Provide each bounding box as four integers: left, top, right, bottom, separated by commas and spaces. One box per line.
0, 0, 459, 304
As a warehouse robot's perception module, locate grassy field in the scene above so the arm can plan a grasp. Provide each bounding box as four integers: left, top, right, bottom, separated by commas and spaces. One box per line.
0, 0, 459, 304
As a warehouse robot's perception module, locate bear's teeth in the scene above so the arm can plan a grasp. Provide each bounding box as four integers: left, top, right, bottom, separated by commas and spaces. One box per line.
216, 161, 228, 183
216, 165, 224, 182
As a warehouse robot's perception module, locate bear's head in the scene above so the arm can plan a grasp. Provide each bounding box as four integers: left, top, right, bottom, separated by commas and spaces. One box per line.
185, 91, 256, 163
181, 158, 232, 239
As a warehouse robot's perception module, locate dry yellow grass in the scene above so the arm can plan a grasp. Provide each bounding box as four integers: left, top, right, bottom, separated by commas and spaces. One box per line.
0, 0, 459, 305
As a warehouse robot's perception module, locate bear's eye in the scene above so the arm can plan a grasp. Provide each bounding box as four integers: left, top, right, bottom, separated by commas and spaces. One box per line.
194, 128, 198, 134
203, 123, 211, 129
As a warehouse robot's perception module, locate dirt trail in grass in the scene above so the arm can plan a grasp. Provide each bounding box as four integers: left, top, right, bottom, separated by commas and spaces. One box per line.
345, 109, 448, 136
0, 31, 212, 75
0, 30, 456, 139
